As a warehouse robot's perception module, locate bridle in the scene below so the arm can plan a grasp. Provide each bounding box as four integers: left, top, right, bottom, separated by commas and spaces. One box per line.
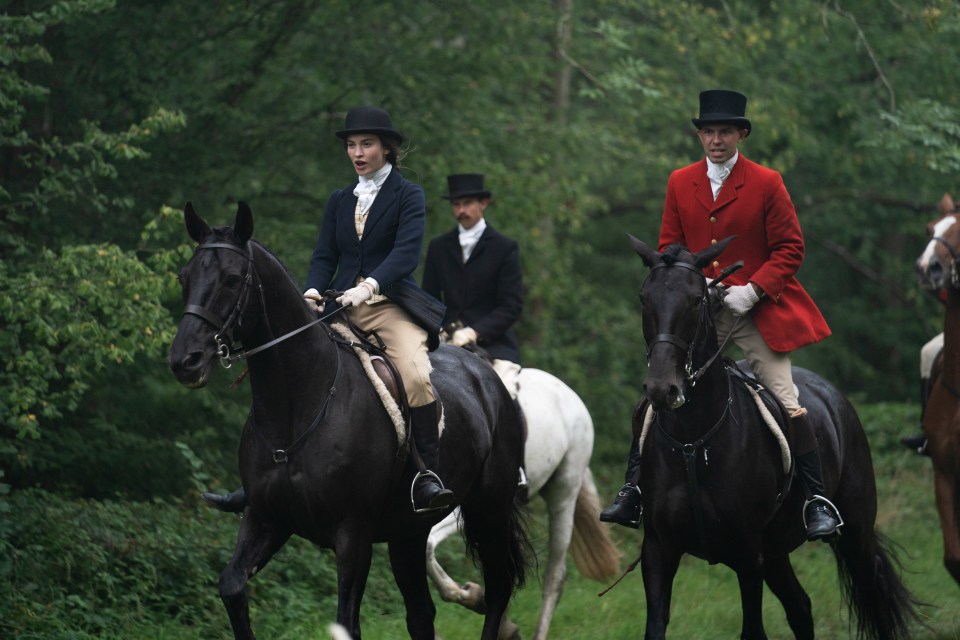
931, 232, 960, 288
643, 260, 743, 388
182, 241, 262, 367
183, 241, 342, 368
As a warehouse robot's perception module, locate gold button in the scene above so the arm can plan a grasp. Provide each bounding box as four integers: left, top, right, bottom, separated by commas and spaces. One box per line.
711, 239, 718, 245
710, 216, 717, 223
712, 261, 720, 268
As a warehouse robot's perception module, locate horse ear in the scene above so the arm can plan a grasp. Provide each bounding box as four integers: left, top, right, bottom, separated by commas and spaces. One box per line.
235, 201, 254, 242
693, 235, 736, 269
940, 193, 955, 215
184, 201, 211, 243
627, 233, 660, 267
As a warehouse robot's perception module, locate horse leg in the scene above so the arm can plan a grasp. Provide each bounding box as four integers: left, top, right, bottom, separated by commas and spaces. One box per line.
933, 468, 960, 586
735, 567, 768, 640
219, 511, 292, 640
530, 477, 578, 640
762, 555, 813, 640
640, 533, 681, 640
334, 529, 375, 639
426, 509, 485, 611
389, 533, 437, 640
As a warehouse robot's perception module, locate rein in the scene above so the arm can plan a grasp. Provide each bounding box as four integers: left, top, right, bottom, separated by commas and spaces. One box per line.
184, 239, 347, 368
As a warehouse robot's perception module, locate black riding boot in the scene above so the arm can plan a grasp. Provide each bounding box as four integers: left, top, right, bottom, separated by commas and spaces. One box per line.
900, 377, 931, 456
793, 413, 842, 541
410, 401, 455, 513
201, 487, 246, 513
599, 437, 643, 529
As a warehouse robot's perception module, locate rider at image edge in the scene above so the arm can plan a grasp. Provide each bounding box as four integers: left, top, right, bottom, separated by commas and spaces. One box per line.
599, 88, 843, 541
202, 105, 454, 515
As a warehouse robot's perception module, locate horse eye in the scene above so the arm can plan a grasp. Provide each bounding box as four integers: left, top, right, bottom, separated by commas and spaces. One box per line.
223, 274, 242, 288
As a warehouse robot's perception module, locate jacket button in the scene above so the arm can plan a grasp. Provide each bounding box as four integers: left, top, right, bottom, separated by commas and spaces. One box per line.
711, 239, 718, 245
712, 260, 720, 268
710, 216, 717, 223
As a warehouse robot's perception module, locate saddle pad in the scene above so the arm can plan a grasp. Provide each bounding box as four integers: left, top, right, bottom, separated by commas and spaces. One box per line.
329, 322, 445, 446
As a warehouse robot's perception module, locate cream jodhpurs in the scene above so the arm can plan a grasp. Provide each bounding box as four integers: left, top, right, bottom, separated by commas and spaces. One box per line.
713, 307, 800, 414
343, 300, 435, 407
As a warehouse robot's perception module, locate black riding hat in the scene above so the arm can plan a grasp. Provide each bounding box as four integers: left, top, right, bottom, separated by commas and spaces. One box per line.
442, 174, 492, 200
335, 106, 406, 143
691, 89, 751, 135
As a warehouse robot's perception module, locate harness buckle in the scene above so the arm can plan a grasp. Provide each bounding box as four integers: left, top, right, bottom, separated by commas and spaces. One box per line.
273, 449, 289, 464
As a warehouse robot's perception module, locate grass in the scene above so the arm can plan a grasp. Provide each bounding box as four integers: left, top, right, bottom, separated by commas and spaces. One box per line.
8, 401, 960, 639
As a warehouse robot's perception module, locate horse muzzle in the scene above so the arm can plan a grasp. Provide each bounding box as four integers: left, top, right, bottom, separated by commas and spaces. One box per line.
644, 378, 688, 411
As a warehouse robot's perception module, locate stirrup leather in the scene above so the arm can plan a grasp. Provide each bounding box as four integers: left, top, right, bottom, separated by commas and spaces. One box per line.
410, 470, 449, 514
802, 495, 845, 530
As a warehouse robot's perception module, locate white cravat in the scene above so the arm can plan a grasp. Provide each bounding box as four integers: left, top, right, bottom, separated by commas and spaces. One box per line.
706, 152, 738, 200
458, 218, 487, 263
353, 163, 393, 214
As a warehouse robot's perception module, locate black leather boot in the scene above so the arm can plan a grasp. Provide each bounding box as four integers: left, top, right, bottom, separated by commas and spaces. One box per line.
410, 401, 455, 513
201, 487, 246, 513
599, 437, 643, 528
793, 413, 842, 541
900, 377, 931, 456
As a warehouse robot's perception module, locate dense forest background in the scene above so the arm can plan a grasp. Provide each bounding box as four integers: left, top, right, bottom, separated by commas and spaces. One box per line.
2, 1, 959, 638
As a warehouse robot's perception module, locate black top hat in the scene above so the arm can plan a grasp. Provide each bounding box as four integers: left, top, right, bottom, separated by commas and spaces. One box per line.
691, 89, 751, 134
335, 106, 406, 143
442, 174, 491, 200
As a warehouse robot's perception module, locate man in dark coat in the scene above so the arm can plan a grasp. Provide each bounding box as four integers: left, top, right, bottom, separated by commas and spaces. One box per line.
422, 174, 524, 398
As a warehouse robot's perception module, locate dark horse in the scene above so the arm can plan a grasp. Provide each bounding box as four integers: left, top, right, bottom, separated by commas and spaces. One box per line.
915, 192, 960, 589
167, 202, 528, 640
627, 235, 920, 640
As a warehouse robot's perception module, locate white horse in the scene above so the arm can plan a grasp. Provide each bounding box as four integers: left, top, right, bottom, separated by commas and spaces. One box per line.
427, 367, 621, 640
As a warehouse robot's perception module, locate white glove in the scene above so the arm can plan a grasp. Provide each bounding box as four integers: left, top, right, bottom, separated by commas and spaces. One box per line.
723, 283, 760, 316
337, 282, 374, 308
450, 326, 478, 347
303, 288, 324, 314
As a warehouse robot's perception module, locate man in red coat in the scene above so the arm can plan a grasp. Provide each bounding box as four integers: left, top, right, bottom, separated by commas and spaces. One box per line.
600, 89, 842, 541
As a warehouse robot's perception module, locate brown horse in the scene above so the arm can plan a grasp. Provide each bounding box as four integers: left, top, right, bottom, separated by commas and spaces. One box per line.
915, 192, 960, 588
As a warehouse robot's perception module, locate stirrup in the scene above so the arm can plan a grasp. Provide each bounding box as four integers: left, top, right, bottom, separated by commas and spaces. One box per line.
518, 467, 529, 488
410, 470, 453, 514
802, 495, 844, 531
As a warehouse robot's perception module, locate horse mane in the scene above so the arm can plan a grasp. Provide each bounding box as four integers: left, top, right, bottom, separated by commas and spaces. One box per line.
660, 243, 691, 266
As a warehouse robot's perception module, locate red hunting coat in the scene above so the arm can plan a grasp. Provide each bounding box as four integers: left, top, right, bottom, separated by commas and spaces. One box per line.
658, 154, 830, 353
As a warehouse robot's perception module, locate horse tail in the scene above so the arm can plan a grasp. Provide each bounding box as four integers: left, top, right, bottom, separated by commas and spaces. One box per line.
568, 467, 621, 581
461, 492, 532, 592
832, 529, 924, 640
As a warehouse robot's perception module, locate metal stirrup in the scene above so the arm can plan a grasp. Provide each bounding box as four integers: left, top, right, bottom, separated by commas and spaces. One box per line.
802, 495, 845, 530
410, 470, 448, 513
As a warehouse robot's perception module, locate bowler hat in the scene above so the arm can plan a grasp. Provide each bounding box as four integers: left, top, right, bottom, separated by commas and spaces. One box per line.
335, 106, 405, 143
691, 89, 751, 134
442, 174, 491, 200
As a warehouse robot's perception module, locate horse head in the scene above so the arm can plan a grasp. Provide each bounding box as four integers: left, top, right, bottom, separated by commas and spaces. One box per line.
168, 201, 260, 388
917, 192, 960, 292
628, 233, 734, 411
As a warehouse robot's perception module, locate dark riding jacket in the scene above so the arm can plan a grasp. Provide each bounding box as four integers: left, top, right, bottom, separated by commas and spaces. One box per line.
422, 224, 523, 363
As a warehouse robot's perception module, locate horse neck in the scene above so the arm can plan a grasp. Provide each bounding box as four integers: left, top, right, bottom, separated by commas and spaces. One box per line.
243, 249, 335, 422
942, 290, 960, 387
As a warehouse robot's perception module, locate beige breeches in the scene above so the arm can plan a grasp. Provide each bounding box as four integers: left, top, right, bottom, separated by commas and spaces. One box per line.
714, 307, 800, 413
346, 300, 435, 407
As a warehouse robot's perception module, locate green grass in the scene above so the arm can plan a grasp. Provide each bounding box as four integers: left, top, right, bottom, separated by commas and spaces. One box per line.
5, 401, 960, 639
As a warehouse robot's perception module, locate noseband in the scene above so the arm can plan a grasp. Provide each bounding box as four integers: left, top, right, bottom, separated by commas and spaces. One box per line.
183, 241, 259, 367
